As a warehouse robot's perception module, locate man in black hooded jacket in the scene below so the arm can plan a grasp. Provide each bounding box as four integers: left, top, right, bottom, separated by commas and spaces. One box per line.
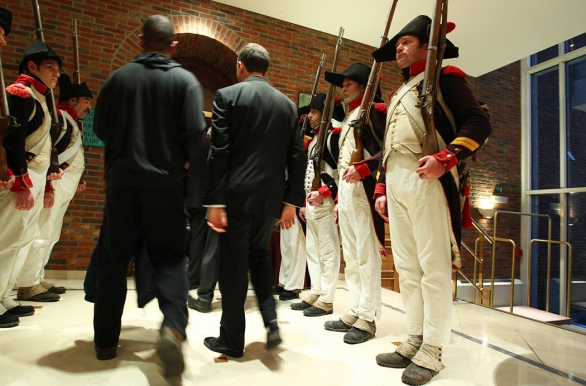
92, 15, 205, 377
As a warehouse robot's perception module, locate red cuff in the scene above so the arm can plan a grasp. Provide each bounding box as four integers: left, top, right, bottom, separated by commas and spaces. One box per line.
374, 183, 386, 199
10, 174, 33, 192
334, 193, 338, 203
433, 148, 458, 172
318, 185, 332, 199
354, 162, 371, 180
7, 168, 14, 177
45, 181, 54, 193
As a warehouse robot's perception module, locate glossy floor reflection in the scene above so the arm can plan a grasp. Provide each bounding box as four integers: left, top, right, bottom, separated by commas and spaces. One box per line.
0, 278, 585, 385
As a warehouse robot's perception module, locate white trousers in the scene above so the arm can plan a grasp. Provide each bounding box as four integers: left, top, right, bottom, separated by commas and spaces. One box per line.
305, 196, 340, 303
0, 166, 48, 310
278, 218, 306, 291
337, 175, 382, 322
18, 164, 83, 287
385, 153, 453, 347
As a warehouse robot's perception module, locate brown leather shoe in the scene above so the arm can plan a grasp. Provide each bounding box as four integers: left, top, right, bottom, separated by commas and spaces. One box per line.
95, 345, 117, 360
157, 327, 185, 376
376, 352, 412, 368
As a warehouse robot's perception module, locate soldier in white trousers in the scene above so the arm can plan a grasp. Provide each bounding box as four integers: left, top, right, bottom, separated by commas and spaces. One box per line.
16, 73, 92, 299
291, 93, 342, 317
322, 63, 387, 344
0, 41, 63, 327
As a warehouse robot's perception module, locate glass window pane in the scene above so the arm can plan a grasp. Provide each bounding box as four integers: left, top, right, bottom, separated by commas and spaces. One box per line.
530, 195, 561, 312
564, 32, 586, 54
569, 192, 586, 324
566, 56, 586, 188
530, 44, 558, 66
531, 68, 560, 190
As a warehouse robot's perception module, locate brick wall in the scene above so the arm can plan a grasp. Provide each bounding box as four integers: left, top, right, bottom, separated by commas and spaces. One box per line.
2, 0, 522, 279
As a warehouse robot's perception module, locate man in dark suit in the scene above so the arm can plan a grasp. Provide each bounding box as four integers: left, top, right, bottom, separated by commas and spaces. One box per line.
203, 43, 306, 358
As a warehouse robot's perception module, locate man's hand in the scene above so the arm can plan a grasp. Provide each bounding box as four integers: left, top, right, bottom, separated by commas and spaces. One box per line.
375, 196, 389, 222
207, 207, 228, 233
279, 204, 296, 230
341, 166, 361, 184
47, 168, 64, 181
306, 191, 324, 207
416, 156, 445, 180
76, 180, 87, 193
333, 203, 339, 226
299, 207, 306, 222
43, 191, 55, 208
14, 189, 34, 211
0, 175, 15, 190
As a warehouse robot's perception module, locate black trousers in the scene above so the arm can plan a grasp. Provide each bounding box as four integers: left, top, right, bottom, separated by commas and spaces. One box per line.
218, 212, 277, 351
93, 187, 189, 349
186, 208, 220, 301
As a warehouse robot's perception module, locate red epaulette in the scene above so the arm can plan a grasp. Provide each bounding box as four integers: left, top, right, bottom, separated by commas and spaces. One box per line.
6, 83, 31, 99
374, 102, 387, 114
331, 127, 341, 135
443, 65, 466, 78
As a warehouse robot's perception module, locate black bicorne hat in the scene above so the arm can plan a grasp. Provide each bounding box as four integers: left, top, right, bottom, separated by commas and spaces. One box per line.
18, 40, 63, 74
299, 93, 346, 123
58, 73, 93, 102
325, 63, 371, 88
372, 15, 459, 62
0, 7, 12, 36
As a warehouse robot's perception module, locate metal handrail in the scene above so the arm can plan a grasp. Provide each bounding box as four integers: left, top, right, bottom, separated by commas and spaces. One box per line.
528, 239, 573, 317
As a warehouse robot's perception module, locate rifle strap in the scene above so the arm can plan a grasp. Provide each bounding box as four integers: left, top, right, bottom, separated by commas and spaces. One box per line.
436, 86, 456, 136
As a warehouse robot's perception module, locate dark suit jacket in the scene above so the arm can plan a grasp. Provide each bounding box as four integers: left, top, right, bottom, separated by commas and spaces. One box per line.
204, 76, 305, 217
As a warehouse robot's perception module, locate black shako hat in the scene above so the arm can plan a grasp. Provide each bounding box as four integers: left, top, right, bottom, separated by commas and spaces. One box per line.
18, 40, 62, 74
372, 15, 459, 62
58, 73, 93, 102
0, 7, 12, 36
298, 93, 345, 122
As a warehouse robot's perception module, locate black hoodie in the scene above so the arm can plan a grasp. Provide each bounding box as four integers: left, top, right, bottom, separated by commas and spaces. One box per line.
94, 52, 205, 189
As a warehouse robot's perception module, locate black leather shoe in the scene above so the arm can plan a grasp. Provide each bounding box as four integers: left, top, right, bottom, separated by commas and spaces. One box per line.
0, 313, 19, 328
203, 337, 243, 358
7, 305, 35, 317
273, 285, 285, 294
187, 295, 211, 313
279, 290, 299, 300
303, 305, 333, 317
47, 286, 66, 294
290, 301, 313, 311
95, 345, 117, 360
343, 327, 374, 344
266, 320, 282, 349
324, 319, 352, 332
26, 292, 60, 302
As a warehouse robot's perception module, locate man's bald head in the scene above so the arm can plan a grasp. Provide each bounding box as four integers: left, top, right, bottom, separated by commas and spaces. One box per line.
142, 15, 176, 53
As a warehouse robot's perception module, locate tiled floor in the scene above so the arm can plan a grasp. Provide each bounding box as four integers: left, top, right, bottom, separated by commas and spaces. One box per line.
1, 278, 585, 385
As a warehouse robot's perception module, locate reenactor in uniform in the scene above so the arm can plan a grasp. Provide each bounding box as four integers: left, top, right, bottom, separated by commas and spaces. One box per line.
372, 16, 492, 385
322, 63, 387, 344
16, 73, 92, 299
0, 40, 63, 326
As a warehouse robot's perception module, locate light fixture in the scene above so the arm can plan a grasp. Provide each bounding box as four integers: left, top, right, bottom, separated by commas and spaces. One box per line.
477, 198, 496, 219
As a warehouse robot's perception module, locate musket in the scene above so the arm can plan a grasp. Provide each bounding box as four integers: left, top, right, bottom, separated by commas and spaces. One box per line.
0, 53, 18, 181
300, 53, 326, 135
349, 0, 398, 164
72, 19, 85, 136
32, 0, 62, 174
72, 19, 81, 84
310, 27, 344, 192
418, 0, 449, 156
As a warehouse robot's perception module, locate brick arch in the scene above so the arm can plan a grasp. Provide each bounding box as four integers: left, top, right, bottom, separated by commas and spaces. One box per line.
109, 15, 247, 74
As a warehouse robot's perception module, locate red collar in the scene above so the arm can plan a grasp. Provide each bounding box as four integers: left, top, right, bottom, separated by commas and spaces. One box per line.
58, 102, 79, 120
401, 60, 427, 80
347, 95, 363, 112
15, 74, 49, 95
